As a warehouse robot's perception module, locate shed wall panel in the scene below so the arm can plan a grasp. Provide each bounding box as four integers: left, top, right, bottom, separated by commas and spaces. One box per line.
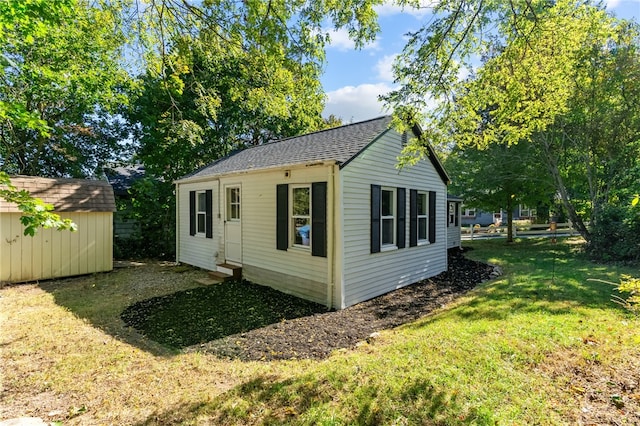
0, 212, 113, 283
447, 222, 461, 249
340, 130, 448, 308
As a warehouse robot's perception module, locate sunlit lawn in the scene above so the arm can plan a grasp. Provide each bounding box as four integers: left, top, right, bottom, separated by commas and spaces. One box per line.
1, 237, 638, 425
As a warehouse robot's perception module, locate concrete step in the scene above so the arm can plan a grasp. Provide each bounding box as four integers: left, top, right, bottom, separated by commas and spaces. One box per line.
194, 277, 221, 286
216, 263, 242, 280
207, 270, 234, 282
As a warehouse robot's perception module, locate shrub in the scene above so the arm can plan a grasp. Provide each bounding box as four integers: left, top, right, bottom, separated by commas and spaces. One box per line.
587, 204, 640, 263
116, 177, 176, 260
612, 275, 640, 315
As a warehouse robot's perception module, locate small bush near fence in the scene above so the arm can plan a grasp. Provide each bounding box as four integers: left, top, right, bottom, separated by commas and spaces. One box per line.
587, 205, 640, 264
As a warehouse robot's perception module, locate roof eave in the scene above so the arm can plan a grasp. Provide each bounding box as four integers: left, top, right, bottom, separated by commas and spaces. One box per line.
174, 160, 340, 185
411, 123, 451, 185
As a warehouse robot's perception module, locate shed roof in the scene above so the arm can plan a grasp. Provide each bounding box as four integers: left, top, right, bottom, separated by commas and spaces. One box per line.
0, 176, 116, 213
177, 115, 450, 184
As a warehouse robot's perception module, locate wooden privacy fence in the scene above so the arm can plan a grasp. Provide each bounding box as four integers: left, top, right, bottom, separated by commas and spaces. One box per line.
461, 222, 578, 240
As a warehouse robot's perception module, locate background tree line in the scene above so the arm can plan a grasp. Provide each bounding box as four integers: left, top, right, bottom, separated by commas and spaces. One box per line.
1, 0, 638, 263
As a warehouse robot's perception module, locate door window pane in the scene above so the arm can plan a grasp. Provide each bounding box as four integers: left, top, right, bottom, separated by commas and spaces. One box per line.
227, 187, 240, 220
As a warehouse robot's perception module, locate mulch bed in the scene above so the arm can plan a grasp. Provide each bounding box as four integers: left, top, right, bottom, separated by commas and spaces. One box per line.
184, 248, 496, 361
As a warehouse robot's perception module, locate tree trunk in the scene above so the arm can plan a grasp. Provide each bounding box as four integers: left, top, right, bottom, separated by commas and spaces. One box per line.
540, 133, 591, 242
506, 196, 514, 243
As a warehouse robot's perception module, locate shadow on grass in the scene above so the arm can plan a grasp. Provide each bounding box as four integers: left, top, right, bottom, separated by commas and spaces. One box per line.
134, 374, 461, 425
37, 263, 325, 356
120, 280, 326, 349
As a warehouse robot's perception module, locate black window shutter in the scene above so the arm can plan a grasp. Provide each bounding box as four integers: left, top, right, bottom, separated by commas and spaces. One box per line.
455, 202, 460, 226
311, 182, 327, 257
205, 189, 213, 238
429, 191, 437, 243
189, 191, 196, 236
397, 187, 406, 249
276, 184, 289, 250
409, 189, 418, 247
371, 184, 381, 253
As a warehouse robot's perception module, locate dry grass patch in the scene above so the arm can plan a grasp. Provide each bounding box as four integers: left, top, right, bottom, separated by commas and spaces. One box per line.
0, 263, 288, 424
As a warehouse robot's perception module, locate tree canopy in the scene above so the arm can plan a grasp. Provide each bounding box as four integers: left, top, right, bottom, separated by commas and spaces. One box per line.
1, 0, 131, 178
2, 0, 639, 261
386, 0, 640, 248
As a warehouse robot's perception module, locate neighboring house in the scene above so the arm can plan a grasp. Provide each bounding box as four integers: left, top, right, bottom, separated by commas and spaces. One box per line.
0, 176, 115, 283
461, 205, 538, 226
104, 164, 145, 239
447, 195, 462, 249
175, 116, 452, 309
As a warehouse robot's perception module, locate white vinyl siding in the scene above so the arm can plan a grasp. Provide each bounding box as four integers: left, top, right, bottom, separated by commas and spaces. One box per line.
178, 166, 330, 305
228, 168, 329, 304
339, 129, 447, 308
176, 181, 218, 271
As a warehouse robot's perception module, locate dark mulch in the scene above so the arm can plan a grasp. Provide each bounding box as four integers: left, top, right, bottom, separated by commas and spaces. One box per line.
122, 248, 495, 361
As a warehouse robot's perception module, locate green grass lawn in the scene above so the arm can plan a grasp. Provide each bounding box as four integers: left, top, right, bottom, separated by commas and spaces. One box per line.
1, 237, 638, 425
197, 238, 640, 425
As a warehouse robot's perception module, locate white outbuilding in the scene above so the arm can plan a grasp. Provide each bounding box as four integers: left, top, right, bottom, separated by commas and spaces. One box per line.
0, 176, 115, 283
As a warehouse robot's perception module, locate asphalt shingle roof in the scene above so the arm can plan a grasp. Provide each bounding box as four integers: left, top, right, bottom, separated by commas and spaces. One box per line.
181, 115, 394, 180
104, 164, 145, 196
0, 176, 116, 213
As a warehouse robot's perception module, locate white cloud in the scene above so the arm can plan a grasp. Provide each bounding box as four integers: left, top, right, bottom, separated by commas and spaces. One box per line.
598, 0, 640, 9
375, 54, 398, 82
324, 83, 395, 122
325, 28, 380, 51
375, 0, 437, 18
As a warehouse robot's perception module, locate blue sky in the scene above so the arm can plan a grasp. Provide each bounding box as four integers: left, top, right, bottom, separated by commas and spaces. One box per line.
321, 0, 640, 122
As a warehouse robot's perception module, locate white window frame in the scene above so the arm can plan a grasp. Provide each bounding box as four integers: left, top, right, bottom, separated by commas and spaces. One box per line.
463, 207, 476, 217
291, 184, 311, 249
448, 202, 456, 225
417, 191, 428, 244
519, 205, 536, 218
381, 187, 397, 250
196, 190, 207, 235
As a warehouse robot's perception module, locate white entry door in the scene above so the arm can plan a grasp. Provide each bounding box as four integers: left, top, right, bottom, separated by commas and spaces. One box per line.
224, 185, 242, 264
